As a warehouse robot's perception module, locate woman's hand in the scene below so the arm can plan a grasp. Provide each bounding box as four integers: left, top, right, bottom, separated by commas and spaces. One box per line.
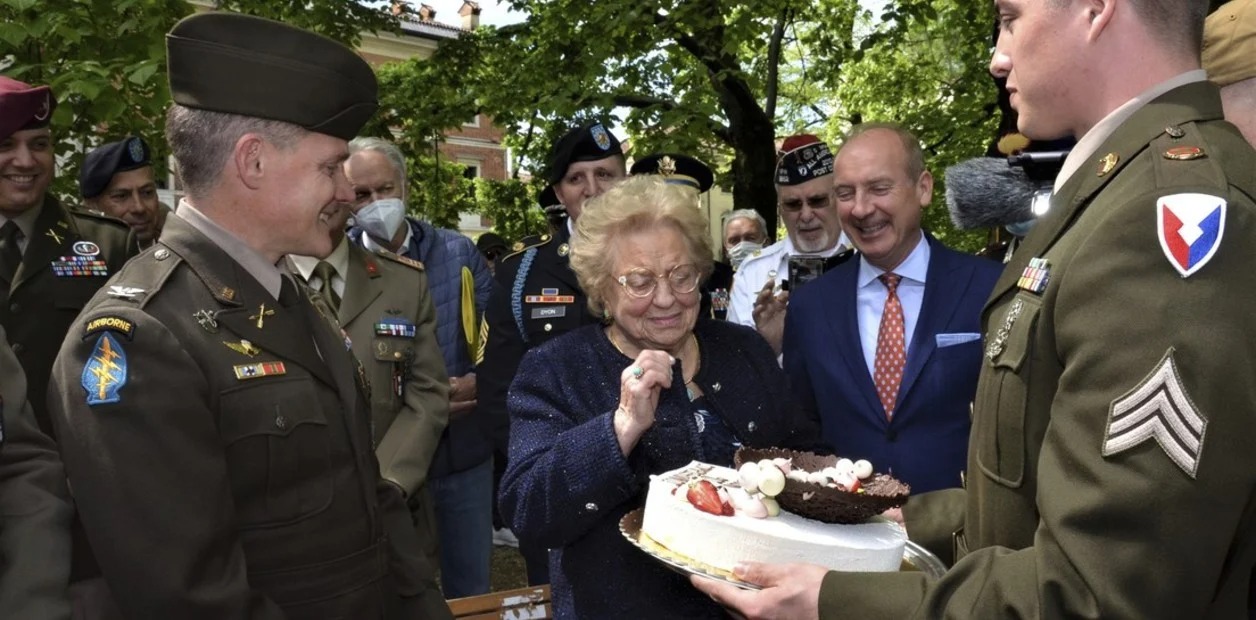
613, 350, 675, 456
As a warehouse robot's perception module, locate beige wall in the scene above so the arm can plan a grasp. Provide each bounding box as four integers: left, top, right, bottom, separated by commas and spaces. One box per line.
700, 187, 735, 260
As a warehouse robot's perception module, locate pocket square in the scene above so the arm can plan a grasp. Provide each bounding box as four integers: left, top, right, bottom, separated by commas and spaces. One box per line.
936, 332, 981, 348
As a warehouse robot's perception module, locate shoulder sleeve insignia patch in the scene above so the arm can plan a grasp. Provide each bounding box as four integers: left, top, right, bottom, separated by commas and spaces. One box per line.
84, 316, 135, 340
1157, 193, 1226, 278
1103, 349, 1206, 478
81, 332, 128, 406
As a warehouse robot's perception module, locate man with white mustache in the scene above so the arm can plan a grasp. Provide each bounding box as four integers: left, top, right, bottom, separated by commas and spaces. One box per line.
726, 134, 850, 350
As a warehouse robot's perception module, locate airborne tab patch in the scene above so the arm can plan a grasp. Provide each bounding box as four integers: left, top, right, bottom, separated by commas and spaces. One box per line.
84, 316, 135, 340
1103, 349, 1206, 478
82, 332, 128, 406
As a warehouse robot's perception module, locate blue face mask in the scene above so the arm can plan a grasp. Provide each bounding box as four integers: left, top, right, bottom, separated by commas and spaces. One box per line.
355, 198, 406, 242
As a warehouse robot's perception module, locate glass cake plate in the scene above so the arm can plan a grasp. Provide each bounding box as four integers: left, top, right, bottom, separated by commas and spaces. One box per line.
619, 507, 947, 591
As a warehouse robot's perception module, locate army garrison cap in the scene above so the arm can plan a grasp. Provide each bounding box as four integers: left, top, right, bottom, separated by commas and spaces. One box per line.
0, 76, 56, 141
1203, 0, 1256, 87
166, 13, 378, 140
775, 134, 834, 186
630, 153, 714, 193
80, 137, 152, 199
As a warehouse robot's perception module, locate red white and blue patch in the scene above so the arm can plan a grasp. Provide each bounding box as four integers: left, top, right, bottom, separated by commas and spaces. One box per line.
1157, 193, 1226, 278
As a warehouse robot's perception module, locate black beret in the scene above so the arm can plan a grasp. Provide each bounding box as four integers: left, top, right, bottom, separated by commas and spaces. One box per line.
630, 153, 714, 193
166, 13, 378, 141
775, 134, 834, 186
545, 121, 623, 185
0, 76, 56, 140
80, 137, 152, 199
476, 232, 509, 255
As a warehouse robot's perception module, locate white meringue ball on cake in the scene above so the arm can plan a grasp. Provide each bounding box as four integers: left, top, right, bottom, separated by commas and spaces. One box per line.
758, 466, 786, 497
853, 459, 874, 480
738, 462, 761, 493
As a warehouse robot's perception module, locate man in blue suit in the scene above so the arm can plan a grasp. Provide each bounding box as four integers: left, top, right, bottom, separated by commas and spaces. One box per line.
783, 123, 1002, 494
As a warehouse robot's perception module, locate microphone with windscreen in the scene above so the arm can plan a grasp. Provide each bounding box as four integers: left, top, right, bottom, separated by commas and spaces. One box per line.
944, 151, 1069, 233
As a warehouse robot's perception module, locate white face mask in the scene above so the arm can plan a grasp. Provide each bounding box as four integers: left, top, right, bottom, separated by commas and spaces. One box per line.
728, 241, 763, 269
355, 198, 407, 242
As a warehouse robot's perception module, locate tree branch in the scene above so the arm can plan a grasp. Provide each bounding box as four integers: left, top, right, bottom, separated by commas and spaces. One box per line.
764, 9, 791, 121
612, 92, 733, 143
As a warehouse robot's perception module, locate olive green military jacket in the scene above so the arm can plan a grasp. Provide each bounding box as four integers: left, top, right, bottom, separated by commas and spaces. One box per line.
334, 244, 449, 495
48, 216, 438, 619
820, 81, 1256, 618
1, 196, 135, 435
0, 324, 71, 620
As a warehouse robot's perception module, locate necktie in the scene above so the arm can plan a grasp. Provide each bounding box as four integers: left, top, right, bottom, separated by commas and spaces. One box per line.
0, 221, 23, 285
873, 273, 905, 419
312, 261, 340, 315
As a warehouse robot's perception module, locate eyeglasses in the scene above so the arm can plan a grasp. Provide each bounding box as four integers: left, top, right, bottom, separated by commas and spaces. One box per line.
616, 264, 701, 298
779, 193, 833, 212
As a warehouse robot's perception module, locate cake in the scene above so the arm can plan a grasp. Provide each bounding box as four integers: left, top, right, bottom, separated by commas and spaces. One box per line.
640, 461, 907, 573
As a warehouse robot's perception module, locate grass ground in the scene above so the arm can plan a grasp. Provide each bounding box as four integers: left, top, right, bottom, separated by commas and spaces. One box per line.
490, 544, 530, 592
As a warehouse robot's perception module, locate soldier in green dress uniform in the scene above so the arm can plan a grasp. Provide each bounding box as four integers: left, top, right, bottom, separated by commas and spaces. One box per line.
695, 1, 1256, 617
0, 323, 72, 618
47, 13, 442, 619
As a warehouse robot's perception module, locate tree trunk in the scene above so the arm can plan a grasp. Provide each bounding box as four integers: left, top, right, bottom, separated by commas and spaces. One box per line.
728, 119, 780, 236
715, 80, 780, 236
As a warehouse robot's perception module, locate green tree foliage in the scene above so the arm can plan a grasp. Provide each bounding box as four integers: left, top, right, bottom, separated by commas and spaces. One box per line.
0, 0, 191, 199
378, 0, 1001, 250
0, 0, 397, 201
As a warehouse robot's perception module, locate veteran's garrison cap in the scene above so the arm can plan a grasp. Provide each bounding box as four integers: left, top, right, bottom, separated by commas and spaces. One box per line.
166, 13, 378, 140
775, 134, 834, 186
1204, 0, 1256, 87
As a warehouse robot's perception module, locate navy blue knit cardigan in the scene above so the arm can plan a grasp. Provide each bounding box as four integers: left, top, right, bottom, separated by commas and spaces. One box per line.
499, 319, 823, 619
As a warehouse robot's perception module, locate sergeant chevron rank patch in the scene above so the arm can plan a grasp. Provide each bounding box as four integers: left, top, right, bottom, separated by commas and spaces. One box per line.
1102, 349, 1206, 478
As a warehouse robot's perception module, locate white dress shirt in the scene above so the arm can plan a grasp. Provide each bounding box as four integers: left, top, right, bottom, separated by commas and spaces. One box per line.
856, 234, 929, 378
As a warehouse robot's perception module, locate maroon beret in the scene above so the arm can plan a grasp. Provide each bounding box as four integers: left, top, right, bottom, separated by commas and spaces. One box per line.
0, 76, 56, 141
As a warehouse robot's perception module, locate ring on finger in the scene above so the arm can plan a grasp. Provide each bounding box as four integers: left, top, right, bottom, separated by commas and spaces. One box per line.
630, 366, 644, 379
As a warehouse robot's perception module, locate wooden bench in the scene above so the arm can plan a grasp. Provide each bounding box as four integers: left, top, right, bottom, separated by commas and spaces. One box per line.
447, 585, 552, 620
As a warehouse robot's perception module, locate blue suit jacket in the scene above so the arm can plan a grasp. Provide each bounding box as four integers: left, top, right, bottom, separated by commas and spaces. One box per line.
783, 236, 1002, 494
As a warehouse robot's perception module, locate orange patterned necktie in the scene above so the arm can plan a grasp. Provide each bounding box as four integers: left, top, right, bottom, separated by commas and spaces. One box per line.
873, 273, 905, 419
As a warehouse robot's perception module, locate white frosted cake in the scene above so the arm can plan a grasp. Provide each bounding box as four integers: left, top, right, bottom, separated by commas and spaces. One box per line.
641, 461, 907, 572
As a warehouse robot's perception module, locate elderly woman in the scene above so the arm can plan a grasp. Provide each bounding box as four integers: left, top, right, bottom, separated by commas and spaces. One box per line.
499, 176, 821, 618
